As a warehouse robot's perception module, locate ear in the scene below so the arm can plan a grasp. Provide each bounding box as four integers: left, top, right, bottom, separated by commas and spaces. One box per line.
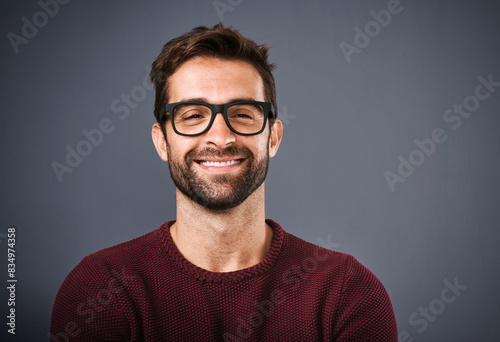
268, 119, 283, 158
152, 123, 169, 162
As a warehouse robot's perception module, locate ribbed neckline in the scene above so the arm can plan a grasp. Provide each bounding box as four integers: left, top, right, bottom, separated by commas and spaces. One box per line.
158, 219, 285, 283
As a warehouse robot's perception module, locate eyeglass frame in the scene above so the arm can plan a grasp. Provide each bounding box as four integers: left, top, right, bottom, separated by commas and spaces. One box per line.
160, 101, 277, 137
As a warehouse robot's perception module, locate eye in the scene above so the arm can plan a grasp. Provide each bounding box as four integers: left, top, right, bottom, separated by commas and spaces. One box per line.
174, 105, 211, 122
182, 112, 205, 120
232, 112, 254, 119
228, 105, 261, 120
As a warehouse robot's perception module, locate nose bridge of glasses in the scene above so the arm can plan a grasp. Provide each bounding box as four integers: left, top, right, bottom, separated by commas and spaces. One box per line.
212, 104, 226, 116
210, 103, 233, 130
207, 103, 232, 132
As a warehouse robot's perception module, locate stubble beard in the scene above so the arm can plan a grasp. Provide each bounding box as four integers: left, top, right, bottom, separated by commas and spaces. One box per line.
166, 143, 269, 211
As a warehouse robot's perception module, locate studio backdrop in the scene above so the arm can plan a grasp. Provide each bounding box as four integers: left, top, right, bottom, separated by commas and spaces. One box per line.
1, 0, 499, 341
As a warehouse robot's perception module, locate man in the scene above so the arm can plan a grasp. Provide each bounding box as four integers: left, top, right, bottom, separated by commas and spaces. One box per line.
51, 23, 398, 341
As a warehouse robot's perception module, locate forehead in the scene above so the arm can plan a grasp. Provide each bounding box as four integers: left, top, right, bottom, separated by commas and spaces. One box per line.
168, 57, 265, 103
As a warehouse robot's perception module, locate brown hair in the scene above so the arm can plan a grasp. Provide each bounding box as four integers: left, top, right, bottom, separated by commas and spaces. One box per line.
150, 23, 277, 130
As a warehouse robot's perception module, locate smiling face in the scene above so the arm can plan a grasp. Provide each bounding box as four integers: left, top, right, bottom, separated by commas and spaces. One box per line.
152, 57, 282, 210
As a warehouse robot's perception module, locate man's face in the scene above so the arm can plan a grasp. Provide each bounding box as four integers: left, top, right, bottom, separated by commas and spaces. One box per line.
155, 57, 281, 210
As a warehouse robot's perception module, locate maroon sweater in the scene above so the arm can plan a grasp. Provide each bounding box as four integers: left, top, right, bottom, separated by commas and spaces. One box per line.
50, 220, 397, 341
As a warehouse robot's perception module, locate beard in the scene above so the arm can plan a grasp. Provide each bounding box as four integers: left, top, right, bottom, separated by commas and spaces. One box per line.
166, 143, 269, 211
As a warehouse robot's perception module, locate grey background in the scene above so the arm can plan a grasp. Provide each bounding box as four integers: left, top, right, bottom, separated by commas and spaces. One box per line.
1, 0, 499, 341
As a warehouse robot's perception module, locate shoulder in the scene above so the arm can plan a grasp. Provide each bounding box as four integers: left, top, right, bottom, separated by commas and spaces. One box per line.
86, 231, 154, 263
50, 225, 171, 340
59, 222, 170, 292
331, 253, 398, 340
267, 220, 385, 284
282, 227, 389, 296
272, 221, 397, 339
51, 223, 169, 321
81, 221, 171, 270
278, 225, 352, 273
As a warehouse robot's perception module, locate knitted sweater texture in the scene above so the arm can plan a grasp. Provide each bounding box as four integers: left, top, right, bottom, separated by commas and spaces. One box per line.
50, 220, 398, 341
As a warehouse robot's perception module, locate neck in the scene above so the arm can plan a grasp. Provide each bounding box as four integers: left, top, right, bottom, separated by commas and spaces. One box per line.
170, 184, 273, 272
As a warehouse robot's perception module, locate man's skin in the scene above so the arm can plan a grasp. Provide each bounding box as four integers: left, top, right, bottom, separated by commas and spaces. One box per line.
151, 56, 283, 273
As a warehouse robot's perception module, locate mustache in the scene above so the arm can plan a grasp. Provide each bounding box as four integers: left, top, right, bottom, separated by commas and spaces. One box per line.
186, 145, 253, 162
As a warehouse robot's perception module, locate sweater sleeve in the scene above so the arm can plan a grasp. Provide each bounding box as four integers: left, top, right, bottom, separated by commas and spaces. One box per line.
50, 255, 132, 341
332, 255, 398, 342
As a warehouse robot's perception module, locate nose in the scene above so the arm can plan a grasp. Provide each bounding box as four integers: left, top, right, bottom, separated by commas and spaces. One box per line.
202, 112, 236, 147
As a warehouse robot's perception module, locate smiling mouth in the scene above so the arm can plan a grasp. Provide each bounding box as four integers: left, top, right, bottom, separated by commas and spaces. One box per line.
196, 159, 244, 167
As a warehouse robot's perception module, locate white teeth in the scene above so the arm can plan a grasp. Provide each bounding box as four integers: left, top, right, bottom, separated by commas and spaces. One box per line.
200, 160, 241, 167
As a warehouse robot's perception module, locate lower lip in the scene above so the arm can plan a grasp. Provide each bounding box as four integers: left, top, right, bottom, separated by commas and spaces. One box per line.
196, 159, 245, 173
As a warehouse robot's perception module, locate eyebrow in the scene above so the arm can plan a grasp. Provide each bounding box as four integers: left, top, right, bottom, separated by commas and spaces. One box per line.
178, 97, 258, 104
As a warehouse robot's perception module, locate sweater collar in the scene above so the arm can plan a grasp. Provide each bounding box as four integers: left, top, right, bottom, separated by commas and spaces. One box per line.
159, 219, 285, 283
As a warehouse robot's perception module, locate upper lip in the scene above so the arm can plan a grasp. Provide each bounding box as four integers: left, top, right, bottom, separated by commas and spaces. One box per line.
195, 157, 245, 163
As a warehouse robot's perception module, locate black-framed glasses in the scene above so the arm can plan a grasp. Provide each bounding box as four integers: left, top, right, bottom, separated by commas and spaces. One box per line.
160, 101, 276, 136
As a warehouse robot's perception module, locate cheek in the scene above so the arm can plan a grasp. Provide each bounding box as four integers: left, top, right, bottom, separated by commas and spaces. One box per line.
166, 136, 201, 161
251, 137, 270, 160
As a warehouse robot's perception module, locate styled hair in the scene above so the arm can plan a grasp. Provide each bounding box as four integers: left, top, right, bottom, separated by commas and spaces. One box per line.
150, 23, 277, 131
